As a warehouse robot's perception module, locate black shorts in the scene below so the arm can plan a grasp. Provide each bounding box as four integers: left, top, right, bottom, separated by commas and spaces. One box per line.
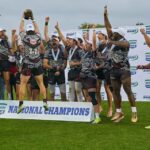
68, 68, 81, 81
21, 64, 43, 76
0, 60, 10, 72
96, 69, 105, 80
82, 77, 97, 89
48, 71, 65, 85
96, 69, 111, 85
110, 68, 131, 82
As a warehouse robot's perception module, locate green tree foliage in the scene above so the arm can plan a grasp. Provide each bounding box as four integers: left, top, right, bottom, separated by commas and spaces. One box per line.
79, 23, 105, 29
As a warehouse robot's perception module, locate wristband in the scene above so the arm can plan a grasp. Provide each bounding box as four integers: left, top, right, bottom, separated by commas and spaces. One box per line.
32, 20, 36, 22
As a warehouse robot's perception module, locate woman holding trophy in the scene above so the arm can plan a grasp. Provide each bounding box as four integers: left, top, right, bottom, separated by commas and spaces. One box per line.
17, 9, 48, 113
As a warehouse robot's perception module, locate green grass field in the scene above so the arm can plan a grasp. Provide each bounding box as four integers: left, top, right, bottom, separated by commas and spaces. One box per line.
0, 101, 150, 150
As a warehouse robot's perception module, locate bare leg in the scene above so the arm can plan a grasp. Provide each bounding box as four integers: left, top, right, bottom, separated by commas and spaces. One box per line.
3, 71, 11, 99
96, 80, 103, 112
19, 75, 30, 101
104, 84, 113, 117
35, 74, 46, 100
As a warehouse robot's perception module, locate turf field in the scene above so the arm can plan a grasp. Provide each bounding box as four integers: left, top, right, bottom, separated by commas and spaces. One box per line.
0, 101, 150, 150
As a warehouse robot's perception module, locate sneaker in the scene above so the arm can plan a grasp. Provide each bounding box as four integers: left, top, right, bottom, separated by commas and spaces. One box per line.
113, 114, 124, 123
111, 112, 122, 121
145, 126, 150, 129
131, 112, 138, 123
92, 117, 101, 124
43, 102, 49, 111
17, 104, 24, 114
111, 112, 124, 122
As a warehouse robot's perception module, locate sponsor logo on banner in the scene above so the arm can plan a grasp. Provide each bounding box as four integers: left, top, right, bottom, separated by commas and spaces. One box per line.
131, 82, 138, 87
146, 25, 150, 34
0, 103, 7, 115
101, 92, 105, 100
127, 29, 138, 34
145, 52, 150, 61
66, 32, 76, 37
143, 95, 150, 100
143, 69, 150, 74
128, 55, 138, 61
129, 40, 137, 49
145, 79, 150, 88
130, 66, 137, 75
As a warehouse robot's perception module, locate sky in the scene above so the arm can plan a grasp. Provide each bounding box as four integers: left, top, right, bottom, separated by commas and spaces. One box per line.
0, 0, 149, 37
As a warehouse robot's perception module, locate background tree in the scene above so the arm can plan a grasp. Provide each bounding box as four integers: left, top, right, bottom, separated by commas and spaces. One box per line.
78, 23, 105, 29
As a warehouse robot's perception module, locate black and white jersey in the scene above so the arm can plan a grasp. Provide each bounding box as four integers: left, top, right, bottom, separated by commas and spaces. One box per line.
44, 44, 66, 71
0, 38, 11, 60
19, 32, 42, 68
110, 38, 130, 70
80, 50, 97, 78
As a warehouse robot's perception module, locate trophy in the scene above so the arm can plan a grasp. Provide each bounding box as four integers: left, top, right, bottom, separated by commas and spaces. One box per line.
24, 9, 33, 20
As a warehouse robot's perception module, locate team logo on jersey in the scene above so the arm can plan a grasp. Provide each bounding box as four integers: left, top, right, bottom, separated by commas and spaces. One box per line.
131, 82, 138, 87
130, 66, 137, 75
127, 29, 138, 34
145, 52, 150, 61
129, 40, 137, 49
30, 39, 37, 45
146, 25, 150, 34
128, 55, 138, 61
143, 95, 150, 100
0, 103, 7, 115
101, 92, 105, 100
145, 79, 150, 88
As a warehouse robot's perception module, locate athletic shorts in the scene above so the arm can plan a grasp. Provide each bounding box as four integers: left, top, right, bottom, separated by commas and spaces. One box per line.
48, 71, 65, 85
0, 60, 10, 72
82, 77, 97, 89
68, 68, 81, 81
21, 64, 43, 76
96, 69, 111, 85
96, 69, 105, 80
110, 68, 131, 81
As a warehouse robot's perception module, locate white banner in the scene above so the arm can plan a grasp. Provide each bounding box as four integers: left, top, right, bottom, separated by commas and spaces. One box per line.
0, 100, 94, 122
53, 25, 150, 101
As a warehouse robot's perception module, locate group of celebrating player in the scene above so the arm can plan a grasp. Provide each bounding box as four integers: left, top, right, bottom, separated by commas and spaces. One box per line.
0, 6, 150, 125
